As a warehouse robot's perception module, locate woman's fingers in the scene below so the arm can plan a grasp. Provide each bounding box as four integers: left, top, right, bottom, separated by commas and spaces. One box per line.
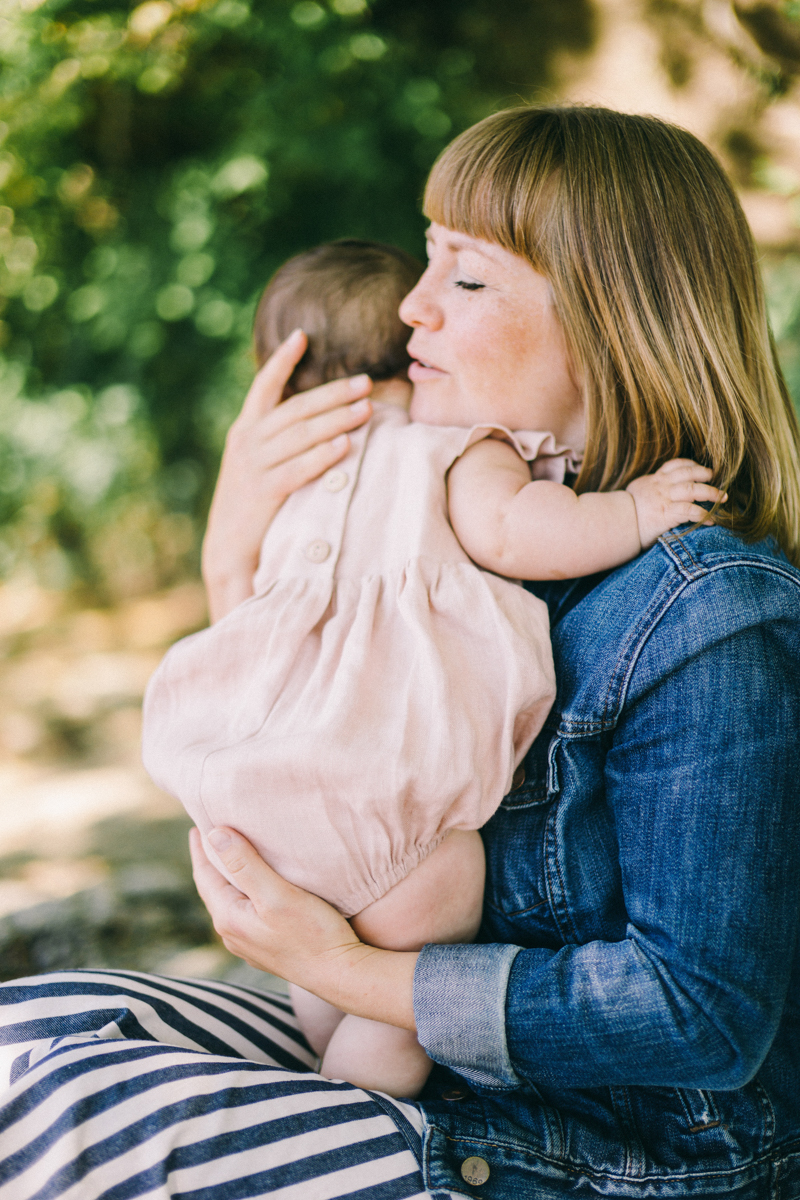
203, 366, 373, 624
284, 373, 373, 422
256, 375, 373, 448
190, 826, 361, 983
264, 433, 352, 497
189, 827, 281, 964
190, 827, 418, 1029
189, 827, 247, 909
239, 329, 308, 421
248, 395, 372, 473
205, 827, 286, 903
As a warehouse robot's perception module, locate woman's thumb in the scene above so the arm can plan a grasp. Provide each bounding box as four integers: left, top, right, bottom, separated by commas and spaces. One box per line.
207, 827, 255, 881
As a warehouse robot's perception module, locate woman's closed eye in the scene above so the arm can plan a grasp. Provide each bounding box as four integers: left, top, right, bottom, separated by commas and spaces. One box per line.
455, 279, 484, 291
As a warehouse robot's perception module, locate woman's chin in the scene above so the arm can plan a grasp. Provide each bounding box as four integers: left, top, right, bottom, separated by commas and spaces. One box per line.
409, 383, 460, 427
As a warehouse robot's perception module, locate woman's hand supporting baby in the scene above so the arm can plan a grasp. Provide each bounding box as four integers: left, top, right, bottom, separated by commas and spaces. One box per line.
202, 329, 373, 623
189, 826, 419, 1032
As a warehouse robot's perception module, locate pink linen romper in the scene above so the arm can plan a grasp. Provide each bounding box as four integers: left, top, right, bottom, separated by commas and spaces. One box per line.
142, 402, 572, 917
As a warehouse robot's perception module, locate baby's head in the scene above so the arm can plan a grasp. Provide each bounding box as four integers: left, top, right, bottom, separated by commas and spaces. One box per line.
254, 239, 424, 401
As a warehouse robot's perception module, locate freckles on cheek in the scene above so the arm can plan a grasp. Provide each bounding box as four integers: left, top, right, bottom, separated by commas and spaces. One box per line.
482, 331, 523, 392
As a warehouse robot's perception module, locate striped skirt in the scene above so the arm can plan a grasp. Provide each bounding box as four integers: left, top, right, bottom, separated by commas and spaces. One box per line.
0, 969, 459, 1199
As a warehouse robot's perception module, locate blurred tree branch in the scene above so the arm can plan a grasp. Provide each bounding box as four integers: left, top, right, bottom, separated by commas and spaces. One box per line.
733, 1, 800, 75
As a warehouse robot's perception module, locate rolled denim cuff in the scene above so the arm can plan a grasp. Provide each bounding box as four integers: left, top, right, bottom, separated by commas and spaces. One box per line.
413, 942, 524, 1091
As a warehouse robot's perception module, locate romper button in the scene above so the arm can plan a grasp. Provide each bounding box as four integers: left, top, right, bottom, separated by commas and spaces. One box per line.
323, 469, 348, 492
441, 1087, 465, 1101
304, 539, 331, 563
511, 765, 526, 791
460, 1157, 490, 1186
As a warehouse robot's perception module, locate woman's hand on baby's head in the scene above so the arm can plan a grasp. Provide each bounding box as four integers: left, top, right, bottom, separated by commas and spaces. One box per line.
626, 458, 728, 549
229, 329, 373, 501
202, 329, 373, 621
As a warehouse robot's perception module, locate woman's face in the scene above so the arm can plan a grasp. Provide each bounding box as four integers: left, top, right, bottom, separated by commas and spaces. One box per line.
400, 223, 585, 450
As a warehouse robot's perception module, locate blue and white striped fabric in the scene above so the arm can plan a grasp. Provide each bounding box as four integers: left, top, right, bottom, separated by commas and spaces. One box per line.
0, 970, 457, 1199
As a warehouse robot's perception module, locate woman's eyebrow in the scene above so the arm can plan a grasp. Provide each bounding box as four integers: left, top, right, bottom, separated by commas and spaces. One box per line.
425, 226, 497, 258
444, 236, 500, 262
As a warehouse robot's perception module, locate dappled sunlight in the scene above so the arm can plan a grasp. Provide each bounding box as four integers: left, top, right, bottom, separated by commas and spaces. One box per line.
0, 577, 289, 990
0, 579, 226, 977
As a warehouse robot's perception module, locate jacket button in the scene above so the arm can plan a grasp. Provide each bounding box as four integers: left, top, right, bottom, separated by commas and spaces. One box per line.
511, 765, 525, 790
441, 1087, 465, 1100
323, 469, 348, 492
304, 539, 331, 563
460, 1156, 490, 1186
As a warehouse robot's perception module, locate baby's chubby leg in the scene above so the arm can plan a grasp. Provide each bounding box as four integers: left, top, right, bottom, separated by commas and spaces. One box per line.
320, 829, 485, 1097
349, 827, 485, 949
288, 984, 345, 1058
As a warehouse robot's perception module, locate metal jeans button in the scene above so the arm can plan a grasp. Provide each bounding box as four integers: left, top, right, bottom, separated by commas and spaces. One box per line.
441, 1087, 465, 1100
460, 1156, 490, 1186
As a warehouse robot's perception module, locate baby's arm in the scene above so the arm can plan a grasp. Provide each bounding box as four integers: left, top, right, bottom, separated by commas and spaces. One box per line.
448, 438, 726, 580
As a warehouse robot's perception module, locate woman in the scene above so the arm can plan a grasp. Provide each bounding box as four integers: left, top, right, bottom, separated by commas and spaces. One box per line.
1, 106, 799, 1200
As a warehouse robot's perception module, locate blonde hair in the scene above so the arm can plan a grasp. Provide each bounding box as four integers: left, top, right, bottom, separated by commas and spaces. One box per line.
425, 105, 800, 565
254, 239, 422, 392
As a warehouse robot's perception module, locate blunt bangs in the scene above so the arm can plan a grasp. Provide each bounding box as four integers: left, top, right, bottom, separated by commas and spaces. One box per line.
422, 108, 562, 268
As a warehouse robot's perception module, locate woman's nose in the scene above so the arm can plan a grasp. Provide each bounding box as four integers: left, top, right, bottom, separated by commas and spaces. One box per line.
399, 273, 442, 330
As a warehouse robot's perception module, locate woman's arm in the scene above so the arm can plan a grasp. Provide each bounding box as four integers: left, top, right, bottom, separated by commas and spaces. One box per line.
189, 827, 418, 1031
447, 439, 725, 579
202, 329, 373, 622
413, 554, 800, 1091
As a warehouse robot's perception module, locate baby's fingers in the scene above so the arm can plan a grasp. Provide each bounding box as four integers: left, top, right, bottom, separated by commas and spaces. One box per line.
682, 502, 722, 527
657, 458, 714, 482
668, 481, 728, 505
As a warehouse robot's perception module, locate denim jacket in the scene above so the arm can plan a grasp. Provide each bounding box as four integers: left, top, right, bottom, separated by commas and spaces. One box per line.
412, 526, 800, 1199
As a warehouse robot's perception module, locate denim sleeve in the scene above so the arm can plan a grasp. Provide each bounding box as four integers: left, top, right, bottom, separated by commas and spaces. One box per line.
414, 594, 800, 1091
414, 942, 524, 1090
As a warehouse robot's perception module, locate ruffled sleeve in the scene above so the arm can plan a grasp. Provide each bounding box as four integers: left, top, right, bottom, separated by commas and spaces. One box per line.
454, 424, 583, 483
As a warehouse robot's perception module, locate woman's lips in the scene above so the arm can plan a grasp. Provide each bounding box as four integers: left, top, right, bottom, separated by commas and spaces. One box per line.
408, 358, 446, 382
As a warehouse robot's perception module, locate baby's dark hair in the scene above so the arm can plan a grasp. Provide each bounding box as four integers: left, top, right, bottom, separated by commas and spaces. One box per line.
253, 239, 423, 393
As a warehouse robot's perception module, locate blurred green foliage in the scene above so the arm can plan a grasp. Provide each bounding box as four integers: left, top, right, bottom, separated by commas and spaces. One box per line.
3, 0, 799, 599
0, 0, 594, 596
766, 256, 800, 408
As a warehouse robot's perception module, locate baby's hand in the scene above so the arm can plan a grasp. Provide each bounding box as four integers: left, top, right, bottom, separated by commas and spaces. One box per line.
626, 459, 728, 549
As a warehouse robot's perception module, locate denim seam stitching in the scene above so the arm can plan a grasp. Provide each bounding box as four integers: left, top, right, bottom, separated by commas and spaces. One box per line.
554, 558, 800, 736
754, 1078, 777, 1155
597, 569, 695, 727
432, 1127, 780, 1184
600, 558, 800, 726
544, 782, 580, 945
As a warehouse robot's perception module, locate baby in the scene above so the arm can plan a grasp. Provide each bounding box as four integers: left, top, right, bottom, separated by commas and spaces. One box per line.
143, 238, 723, 1098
